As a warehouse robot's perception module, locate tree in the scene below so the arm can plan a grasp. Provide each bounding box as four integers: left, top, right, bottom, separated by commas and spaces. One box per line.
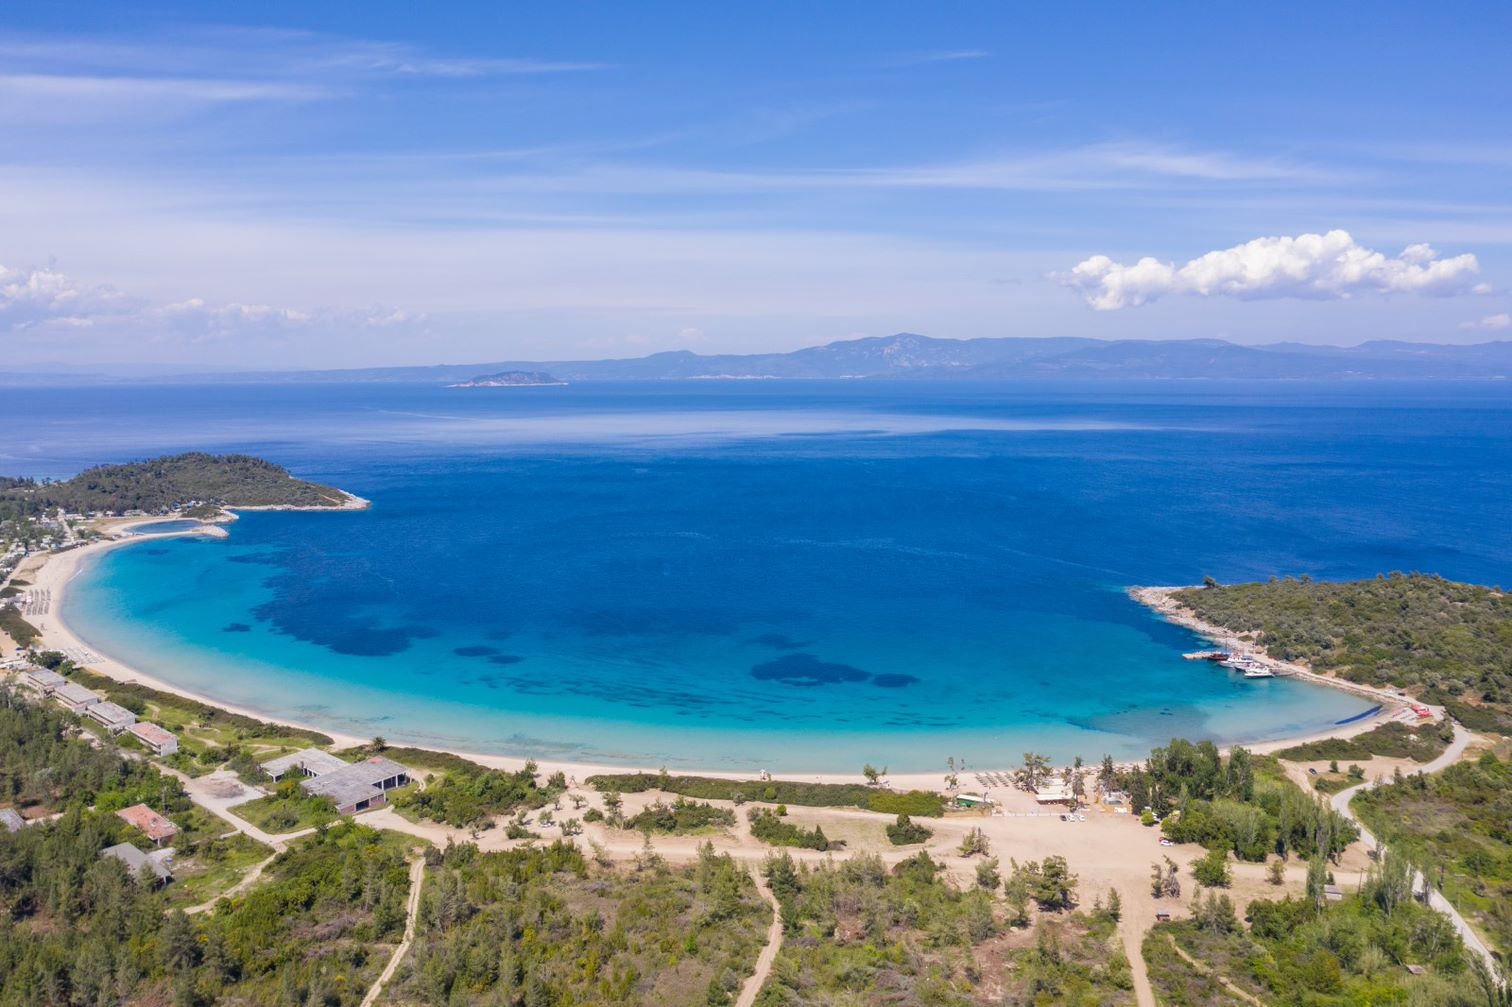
1098, 754, 1117, 795
885, 814, 932, 846
975, 857, 1001, 890
1032, 855, 1079, 911
1106, 887, 1122, 922
1193, 848, 1232, 888
958, 827, 991, 857
1267, 858, 1286, 885
862, 763, 886, 786
1021, 752, 1051, 791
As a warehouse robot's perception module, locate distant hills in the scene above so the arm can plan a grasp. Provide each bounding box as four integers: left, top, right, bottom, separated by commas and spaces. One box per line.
7, 334, 1512, 384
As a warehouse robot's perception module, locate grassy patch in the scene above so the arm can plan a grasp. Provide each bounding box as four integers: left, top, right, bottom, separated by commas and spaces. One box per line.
233, 780, 338, 834
588, 771, 946, 816
164, 833, 269, 910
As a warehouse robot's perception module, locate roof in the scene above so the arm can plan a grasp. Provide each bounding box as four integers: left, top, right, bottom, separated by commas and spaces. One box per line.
88, 701, 137, 725
116, 804, 179, 842
128, 722, 175, 746
53, 682, 101, 705
0, 808, 24, 833
23, 667, 67, 687
300, 756, 410, 808
261, 747, 349, 778
303, 774, 383, 808
101, 843, 173, 881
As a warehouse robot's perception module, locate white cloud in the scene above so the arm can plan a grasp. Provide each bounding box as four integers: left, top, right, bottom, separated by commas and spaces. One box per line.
0, 262, 135, 328
1060, 230, 1485, 310
1, 261, 422, 345
1460, 312, 1511, 331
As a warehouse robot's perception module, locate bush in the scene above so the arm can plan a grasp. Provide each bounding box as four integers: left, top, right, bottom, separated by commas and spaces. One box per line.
587, 772, 945, 816
1192, 848, 1232, 888
748, 808, 829, 850
884, 814, 933, 846
626, 798, 736, 834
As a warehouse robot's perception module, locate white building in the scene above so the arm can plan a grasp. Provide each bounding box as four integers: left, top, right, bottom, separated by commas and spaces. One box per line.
52, 682, 102, 713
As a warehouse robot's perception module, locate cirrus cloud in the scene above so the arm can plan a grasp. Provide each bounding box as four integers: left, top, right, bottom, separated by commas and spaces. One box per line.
1060, 230, 1487, 310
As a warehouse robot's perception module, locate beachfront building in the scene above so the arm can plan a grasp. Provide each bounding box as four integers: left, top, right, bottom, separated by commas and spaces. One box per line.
86, 700, 138, 734
1032, 783, 1075, 805
259, 748, 412, 815
304, 755, 412, 815
260, 748, 349, 782
127, 721, 179, 756
101, 843, 174, 885
116, 804, 179, 846
20, 666, 67, 696
52, 682, 102, 713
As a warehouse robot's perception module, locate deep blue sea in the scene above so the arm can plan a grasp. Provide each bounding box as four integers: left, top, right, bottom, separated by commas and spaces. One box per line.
8, 380, 1511, 772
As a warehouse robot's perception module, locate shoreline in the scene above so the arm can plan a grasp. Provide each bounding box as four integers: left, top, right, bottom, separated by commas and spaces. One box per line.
1128, 585, 1426, 755
13, 521, 1412, 790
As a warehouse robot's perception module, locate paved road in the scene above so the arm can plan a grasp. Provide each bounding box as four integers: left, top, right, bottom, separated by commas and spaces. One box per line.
1329, 724, 1502, 985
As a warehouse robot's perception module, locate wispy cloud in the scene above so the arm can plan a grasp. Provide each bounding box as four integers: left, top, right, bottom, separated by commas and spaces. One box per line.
1459, 312, 1510, 331
1059, 230, 1487, 310
897, 49, 991, 64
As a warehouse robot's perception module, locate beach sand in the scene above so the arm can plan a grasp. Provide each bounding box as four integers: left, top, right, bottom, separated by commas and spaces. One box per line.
9, 520, 1422, 793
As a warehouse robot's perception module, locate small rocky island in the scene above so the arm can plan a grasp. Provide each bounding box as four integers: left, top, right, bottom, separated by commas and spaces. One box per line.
448, 370, 567, 388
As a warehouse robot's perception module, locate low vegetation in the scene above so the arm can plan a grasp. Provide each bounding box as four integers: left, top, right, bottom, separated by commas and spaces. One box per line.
885, 812, 933, 845
387, 840, 769, 1006
587, 771, 946, 816
391, 758, 562, 828
1272, 718, 1452, 764
0, 452, 350, 514
1144, 863, 1491, 1007
1352, 750, 1512, 958
232, 778, 340, 833
748, 807, 831, 850
0, 608, 38, 648
757, 850, 1132, 1006
626, 797, 736, 834
1173, 574, 1512, 734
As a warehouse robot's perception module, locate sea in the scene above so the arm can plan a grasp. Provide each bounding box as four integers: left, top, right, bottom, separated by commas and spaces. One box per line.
7, 380, 1511, 772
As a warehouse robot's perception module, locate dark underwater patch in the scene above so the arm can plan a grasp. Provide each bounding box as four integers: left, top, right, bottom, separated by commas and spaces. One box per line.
487, 654, 526, 665
750, 653, 870, 687
871, 673, 919, 688
222, 622, 252, 633
750, 633, 813, 650
454, 645, 499, 657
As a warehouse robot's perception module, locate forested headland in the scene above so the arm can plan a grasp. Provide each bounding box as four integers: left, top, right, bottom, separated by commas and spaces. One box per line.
1171, 573, 1512, 734
0, 453, 353, 516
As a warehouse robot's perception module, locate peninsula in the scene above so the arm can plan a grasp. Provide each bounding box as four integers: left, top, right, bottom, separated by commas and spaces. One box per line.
0, 453, 365, 517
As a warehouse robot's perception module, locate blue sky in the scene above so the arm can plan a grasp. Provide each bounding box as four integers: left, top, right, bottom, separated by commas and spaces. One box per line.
2, 3, 1510, 367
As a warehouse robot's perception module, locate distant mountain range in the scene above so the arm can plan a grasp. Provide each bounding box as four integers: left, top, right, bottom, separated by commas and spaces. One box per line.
7, 334, 1512, 384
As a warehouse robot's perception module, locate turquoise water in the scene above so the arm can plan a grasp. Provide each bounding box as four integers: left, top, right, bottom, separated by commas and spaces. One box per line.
17, 381, 1510, 772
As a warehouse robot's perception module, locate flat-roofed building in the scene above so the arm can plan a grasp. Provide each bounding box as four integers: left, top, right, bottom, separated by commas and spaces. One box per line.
101, 843, 174, 884
86, 700, 137, 734
261, 748, 349, 781
116, 804, 179, 846
127, 721, 178, 756
21, 666, 67, 695
299, 755, 413, 815
52, 682, 102, 712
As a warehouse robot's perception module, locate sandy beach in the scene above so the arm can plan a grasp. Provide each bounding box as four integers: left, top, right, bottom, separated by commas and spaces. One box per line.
5, 520, 1424, 794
